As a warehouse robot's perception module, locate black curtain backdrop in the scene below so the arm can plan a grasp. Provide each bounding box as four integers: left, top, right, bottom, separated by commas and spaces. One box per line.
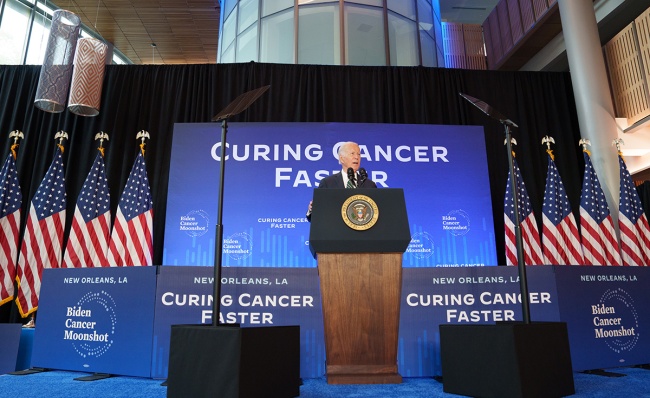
0, 63, 585, 321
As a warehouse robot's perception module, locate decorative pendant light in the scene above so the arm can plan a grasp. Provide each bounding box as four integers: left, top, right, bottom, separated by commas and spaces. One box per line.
67, 37, 109, 116
34, 9, 81, 113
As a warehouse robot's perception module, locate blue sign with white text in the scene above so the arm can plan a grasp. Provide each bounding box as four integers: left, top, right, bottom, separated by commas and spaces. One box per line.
399, 265, 560, 376
554, 266, 650, 371
31, 267, 157, 377
163, 122, 497, 267
30, 266, 650, 379
150, 266, 324, 379
149, 266, 563, 379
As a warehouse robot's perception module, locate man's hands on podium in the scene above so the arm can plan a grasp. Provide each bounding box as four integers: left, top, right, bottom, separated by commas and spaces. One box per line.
306, 200, 313, 221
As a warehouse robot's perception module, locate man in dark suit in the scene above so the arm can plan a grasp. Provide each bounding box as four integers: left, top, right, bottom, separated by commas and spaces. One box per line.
307, 141, 376, 219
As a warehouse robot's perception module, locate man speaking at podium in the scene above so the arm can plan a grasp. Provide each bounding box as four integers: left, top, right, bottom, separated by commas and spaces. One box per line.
319, 141, 377, 189
307, 141, 376, 219
307, 141, 408, 385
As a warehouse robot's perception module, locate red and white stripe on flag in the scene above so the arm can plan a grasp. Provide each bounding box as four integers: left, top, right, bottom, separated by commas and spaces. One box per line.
106, 152, 153, 266
504, 158, 544, 266
541, 156, 584, 265
505, 213, 544, 266
0, 210, 20, 305
0, 154, 22, 305
619, 214, 650, 265
15, 149, 66, 317
62, 153, 111, 267
579, 151, 622, 265
107, 208, 153, 266
617, 154, 650, 266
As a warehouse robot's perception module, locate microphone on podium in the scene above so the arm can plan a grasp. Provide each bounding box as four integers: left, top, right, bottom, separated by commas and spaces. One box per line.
347, 168, 356, 188
358, 168, 368, 187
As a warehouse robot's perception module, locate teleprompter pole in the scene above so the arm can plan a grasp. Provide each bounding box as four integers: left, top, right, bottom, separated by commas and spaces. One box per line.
209, 85, 270, 326
459, 92, 531, 324
212, 118, 228, 326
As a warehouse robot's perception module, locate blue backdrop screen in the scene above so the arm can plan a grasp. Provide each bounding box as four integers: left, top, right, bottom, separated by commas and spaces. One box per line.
163, 122, 497, 267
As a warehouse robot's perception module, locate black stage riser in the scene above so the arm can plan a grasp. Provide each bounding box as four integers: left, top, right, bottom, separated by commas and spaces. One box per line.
440, 322, 575, 398
167, 325, 300, 398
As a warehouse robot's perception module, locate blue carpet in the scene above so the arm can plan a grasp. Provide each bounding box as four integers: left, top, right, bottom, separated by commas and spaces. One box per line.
0, 367, 649, 397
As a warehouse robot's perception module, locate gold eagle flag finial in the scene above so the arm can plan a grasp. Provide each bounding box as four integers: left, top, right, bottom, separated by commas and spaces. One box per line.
612, 138, 624, 160
504, 137, 517, 158
54, 131, 68, 153
541, 135, 555, 161
136, 130, 150, 156
579, 138, 591, 156
9, 130, 24, 159
95, 131, 109, 157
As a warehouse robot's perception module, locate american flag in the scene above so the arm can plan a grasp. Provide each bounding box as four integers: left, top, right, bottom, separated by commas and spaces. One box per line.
617, 154, 650, 266
15, 149, 66, 317
107, 152, 153, 266
504, 158, 544, 266
62, 153, 110, 267
579, 151, 621, 265
541, 155, 584, 265
0, 154, 22, 306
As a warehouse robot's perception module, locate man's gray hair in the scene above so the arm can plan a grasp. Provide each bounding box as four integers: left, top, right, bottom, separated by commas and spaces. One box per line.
337, 141, 358, 156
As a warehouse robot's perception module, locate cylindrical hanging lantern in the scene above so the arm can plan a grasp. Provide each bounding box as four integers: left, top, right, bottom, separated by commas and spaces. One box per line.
34, 10, 81, 113
68, 38, 108, 117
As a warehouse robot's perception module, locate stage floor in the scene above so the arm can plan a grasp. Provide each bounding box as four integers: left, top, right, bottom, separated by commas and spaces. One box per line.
1, 367, 649, 398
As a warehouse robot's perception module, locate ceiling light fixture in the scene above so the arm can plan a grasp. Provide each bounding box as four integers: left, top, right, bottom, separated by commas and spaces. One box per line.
34, 9, 81, 113
67, 37, 108, 116
67, 0, 108, 116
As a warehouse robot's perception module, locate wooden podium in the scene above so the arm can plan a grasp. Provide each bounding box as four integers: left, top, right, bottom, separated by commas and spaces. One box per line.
309, 188, 410, 384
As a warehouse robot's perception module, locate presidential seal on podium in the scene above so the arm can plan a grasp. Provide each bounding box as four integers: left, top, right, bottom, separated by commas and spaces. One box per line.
341, 194, 379, 230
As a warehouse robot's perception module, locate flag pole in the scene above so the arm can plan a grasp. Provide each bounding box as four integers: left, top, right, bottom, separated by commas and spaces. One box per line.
504, 123, 531, 324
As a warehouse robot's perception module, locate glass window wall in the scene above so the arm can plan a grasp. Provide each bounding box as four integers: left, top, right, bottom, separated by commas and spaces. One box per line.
219, 0, 443, 68
237, 23, 258, 62
433, 9, 443, 61
388, 11, 418, 66
0, 0, 32, 64
221, 41, 236, 63
345, 0, 382, 7
417, 0, 433, 36
222, 11, 237, 51
298, 4, 340, 65
298, 0, 338, 4
238, 0, 258, 33
25, 12, 51, 64
345, 4, 385, 66
388, 0, 416, 20
261, 0, 293, 17
420, 30, 435, 67
260, 8, 294, 63
224, 0, 238, 19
